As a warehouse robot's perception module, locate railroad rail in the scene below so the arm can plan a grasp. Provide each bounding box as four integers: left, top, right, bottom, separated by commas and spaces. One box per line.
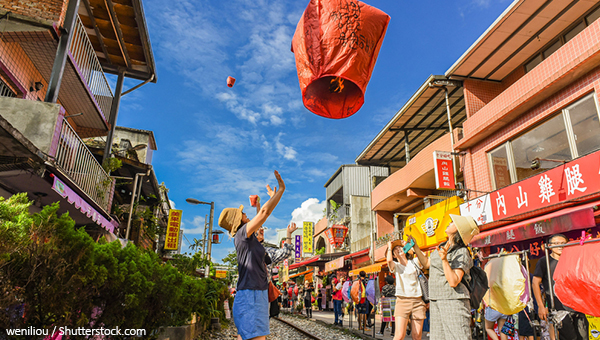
273, 316, 325, 340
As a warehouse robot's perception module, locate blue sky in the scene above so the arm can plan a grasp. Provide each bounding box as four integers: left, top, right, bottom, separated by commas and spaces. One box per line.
110, 0, 511, 263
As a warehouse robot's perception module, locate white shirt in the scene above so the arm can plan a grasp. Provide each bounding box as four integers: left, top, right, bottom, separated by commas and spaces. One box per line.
390, 258, 423, 298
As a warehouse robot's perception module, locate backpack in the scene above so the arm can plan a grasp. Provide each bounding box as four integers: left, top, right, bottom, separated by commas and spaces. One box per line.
462, 265, 488, 310
350, 280, 365, 304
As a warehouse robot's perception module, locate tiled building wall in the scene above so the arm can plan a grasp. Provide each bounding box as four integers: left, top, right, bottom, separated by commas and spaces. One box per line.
463, 66, 600, 196
1, 0, 68, 25
463, 67, 525, 117
461, 18, 600, 197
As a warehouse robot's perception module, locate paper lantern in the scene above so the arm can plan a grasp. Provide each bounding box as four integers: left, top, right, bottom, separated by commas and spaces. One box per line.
324, 224, 348, 248
227, 76, 236, 87
291, 0, 390, 119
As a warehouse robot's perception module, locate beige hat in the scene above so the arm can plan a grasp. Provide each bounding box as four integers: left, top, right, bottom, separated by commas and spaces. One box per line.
449, 214, 479, 244
218, 205, 244, 235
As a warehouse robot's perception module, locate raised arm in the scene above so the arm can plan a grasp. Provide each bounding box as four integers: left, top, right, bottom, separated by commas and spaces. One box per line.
246, 171, 285, 236
408, 235, 430, 269
439, 242, 465, 288
386, 241, 395, 272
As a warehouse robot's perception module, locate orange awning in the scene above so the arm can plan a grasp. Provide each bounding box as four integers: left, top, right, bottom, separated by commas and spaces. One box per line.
349, 261, 387, 277
289, 269, 312, 279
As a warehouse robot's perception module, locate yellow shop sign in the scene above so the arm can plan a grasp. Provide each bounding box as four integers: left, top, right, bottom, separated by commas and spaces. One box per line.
404, 196, 463, 249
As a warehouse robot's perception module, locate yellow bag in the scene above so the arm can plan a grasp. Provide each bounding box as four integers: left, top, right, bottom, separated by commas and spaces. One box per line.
483, 254, 526, 315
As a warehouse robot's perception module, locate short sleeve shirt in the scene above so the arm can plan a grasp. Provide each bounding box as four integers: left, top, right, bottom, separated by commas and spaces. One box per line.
429, 247, 472, 300
533, 255, 558, 296
235, 223, 268, 290
390, 258, 423, 298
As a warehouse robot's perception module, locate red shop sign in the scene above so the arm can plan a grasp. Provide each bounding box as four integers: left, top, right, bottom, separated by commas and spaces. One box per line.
434, 151, 455, 190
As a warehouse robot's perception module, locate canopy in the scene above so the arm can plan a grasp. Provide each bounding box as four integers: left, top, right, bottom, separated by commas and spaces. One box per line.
289, 269, 313, 279
349, 261, 386, 277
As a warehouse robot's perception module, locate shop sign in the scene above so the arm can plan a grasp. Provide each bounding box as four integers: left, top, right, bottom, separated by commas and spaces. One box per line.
472, 208, 595, 248
295, 235, 302, 261
433, 151, 455, 190
164, 209, 182, 250
462, 149, 600, 225
215, 270, 227, 278
488, 227, 599, 258
460, 194, 494, 225
404, 196, 463, 249
325, 257, 345, 272
303, 221, 314, 254
280, 259, 289, 284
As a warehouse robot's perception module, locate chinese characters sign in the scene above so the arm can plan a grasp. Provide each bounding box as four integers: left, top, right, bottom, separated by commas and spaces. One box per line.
279, 259, 289, 284
164, 209, 182, 250
405, 196, 463, 249
433, 150, 455, 190
471, 207, 595, 248
303, 221, 314, 254
462, 149, 600, 226
295, 235, 302, 262
459, 194, 494, 226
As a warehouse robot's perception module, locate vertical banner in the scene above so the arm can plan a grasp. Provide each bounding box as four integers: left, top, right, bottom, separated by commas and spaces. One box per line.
303, 221, 314, 254
433, 150, 455, 190
165, 209, 182, 250
295, 235, 302, 261
281, 259, 289, 283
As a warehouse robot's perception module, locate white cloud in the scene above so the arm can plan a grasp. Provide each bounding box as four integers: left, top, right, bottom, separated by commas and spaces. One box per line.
289, 198, 326, 228
274, 133, 298, 161
169, 199, 176, 209
180, 215, 207, 234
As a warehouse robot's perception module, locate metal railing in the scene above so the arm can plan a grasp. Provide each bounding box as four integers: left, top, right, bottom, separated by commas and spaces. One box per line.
54, 119, 113, 211
69, 16, 113, 118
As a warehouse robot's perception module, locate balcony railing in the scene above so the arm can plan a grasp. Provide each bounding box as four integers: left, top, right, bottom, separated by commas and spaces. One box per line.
54, 119, 113, 211
69, 16, 113, 119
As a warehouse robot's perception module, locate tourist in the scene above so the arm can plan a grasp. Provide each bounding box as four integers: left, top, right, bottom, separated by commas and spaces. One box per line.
218, 170, 285, 340
411, 214, 480, 340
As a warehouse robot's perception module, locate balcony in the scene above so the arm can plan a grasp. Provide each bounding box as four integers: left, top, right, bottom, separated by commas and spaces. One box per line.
0, 97, 113, 212
1, 14, 113, 138
371, 133, 452, 212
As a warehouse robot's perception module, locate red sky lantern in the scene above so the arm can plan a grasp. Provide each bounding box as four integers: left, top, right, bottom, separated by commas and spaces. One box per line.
292, 0, 390, 119
227, 76, 236, 88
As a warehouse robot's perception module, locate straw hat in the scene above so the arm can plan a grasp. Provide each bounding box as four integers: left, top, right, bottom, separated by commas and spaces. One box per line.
218, 205, 244, 235
449, 214, 479, 244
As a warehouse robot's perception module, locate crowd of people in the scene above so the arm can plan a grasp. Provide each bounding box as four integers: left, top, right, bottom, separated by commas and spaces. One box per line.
219, 171, 591, 340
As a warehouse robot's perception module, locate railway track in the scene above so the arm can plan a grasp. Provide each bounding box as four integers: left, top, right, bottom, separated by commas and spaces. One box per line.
273, 316, 326, 340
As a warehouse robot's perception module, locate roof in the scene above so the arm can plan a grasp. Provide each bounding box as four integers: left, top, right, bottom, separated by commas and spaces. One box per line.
446, 0, 600, 81
116, 126, 157, 150
355, 75, 466, 168
80, 0, 157, 82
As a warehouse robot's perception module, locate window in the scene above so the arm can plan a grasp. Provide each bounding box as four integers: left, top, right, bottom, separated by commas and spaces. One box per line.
564, 21, 585, 43
566, 94, 600, 156
512, 114, 572, 181
525, 54, 542, 73
488, 144, 512, 189
586, 6, 600, 25
487, 93, 600, 186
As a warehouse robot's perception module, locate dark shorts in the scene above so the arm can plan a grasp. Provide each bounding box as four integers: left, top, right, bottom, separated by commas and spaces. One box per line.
357, 300, 369, 314
518, 310, 535, 336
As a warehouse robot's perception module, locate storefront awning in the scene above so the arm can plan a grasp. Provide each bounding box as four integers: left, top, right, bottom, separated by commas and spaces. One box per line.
349, 261, 386, 277
471, 200, 600, 248
344, 248, 369, 260
289, 256, 320, 270
325, 256, 345, 273
289, 269, 312, 279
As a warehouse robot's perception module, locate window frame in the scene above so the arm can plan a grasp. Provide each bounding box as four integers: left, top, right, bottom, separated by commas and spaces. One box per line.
487, 92, 600, 188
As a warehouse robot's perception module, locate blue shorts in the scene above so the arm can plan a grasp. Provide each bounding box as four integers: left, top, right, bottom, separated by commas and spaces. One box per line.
233, 289, 269, 340
485, 306, 508, 322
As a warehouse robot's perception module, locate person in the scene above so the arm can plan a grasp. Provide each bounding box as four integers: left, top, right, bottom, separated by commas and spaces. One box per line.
317, 287, 323, 311
356, 271, 371, 331
532, 234, 585, 340
377, 275, 396, 337
320, 285, 327, 311
517, 307, 535, 340
484, 305, 508, 340
332, 277, 344, 326
411, 214, 480, 340
386, 239, 427, 340
302, 281, 314, 318
218, 170, 285, 340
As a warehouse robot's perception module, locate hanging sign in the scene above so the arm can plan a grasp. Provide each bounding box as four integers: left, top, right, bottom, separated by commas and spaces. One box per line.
303, 221, 314, 254
433, 151, 455, 190
165, 209, 182, 250
404, 196, 463, 249
295, 235, 302, 261
460, 194, 494, 225
325, 256, 345, 272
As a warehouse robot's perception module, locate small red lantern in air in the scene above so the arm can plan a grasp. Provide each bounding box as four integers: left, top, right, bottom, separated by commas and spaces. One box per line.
227, 76, 236, 88
291, 0, 390, 119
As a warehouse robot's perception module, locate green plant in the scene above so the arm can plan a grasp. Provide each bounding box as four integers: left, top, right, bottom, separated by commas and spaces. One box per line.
329, 200, 341, 224
315, 247, 325, 255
